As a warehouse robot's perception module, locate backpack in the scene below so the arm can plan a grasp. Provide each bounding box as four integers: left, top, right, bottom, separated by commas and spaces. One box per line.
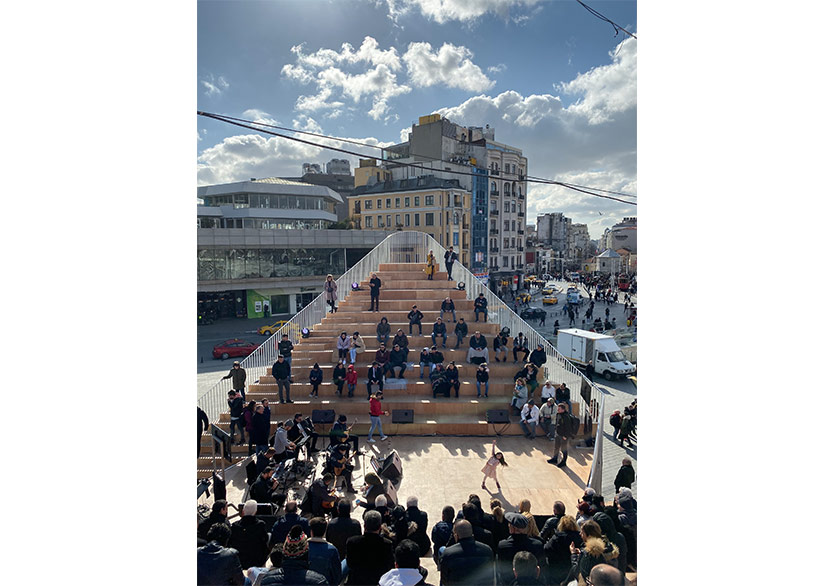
568, 412, 581, 438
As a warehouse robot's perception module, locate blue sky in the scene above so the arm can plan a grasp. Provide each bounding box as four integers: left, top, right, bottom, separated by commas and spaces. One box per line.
197, 0, 637, 239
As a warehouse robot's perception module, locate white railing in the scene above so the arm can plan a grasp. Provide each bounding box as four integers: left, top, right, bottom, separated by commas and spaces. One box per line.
198, 230, 607, 478
197, 231, 444, 422
586, 396, 606, 494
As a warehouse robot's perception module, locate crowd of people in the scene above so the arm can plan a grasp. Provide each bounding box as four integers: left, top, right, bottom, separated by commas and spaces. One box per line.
198, 482, 637, 585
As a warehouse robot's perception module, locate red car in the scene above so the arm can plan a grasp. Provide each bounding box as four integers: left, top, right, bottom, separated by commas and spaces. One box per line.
212, 339, 259, 360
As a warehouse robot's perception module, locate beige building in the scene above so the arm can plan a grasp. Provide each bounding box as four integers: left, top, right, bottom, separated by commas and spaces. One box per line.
348, 176, 473, 267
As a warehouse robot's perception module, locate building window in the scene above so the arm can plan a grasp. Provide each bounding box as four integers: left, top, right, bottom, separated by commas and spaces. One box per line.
365, 216, 372, 228
386, 199, 391, 209
386, 215, 391, 227
395, 214, 400, 226
405, 197, 410, 208
454, 232, 459, 246
364, 200, 372, 209
512, 201, 516, 213
504, 183, 510, 196
378, 216, 384, 227
504, 202, 510, 213
425, 213, 434, 226
503, 256, 508, 267
453, 212, 459, 225
512, 164, 516, 174
377, 199, 382, 209
505, 163, 510, 173
414, 213, 420, 226
414, 196, 420, 207
395, 197, 400, 208
425, 195, 434, 206
503, 238, 509, 248
405, 214, 410, 227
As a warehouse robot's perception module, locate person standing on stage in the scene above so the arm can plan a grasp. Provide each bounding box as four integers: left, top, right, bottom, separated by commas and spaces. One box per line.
444, 246, 457, 281
481, 440, 507, 491
368, 273, 382, 312
367, 391, 388, 443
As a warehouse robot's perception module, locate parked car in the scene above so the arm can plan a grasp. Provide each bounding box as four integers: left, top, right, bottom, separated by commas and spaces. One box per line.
212, 339, 260, 360
520, 307, 547, 321
542, 295, 559, 305
258, 320, 288, 335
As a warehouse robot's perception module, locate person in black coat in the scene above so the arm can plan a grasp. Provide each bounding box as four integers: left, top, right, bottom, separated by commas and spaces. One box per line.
250, 467, 283, 507
496, 513, 544, 585
229, 500, 270, 571
585, 360, 594, 382
198, 500, 230, 542
439, 520, 494, 586
445, 362, 461, 398
407, 305, 424, 335
198, 406, 210, 458
405, 496, 431, 557
197, 522, 245, 585
251, 404, 271, 454
614, 457, 635, 493
529, 344, 547, 368
326, 498, 362, 560
448, 502, 494, 553
368, 273, 382, 312
543, 515, 582, 585
345, 510, 395, 586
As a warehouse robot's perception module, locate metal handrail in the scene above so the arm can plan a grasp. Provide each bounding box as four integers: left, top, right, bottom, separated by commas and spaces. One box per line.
198, 231, 606, 478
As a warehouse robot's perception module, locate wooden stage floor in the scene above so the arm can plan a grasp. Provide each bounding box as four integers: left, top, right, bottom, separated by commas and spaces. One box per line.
202, 434, 594, 522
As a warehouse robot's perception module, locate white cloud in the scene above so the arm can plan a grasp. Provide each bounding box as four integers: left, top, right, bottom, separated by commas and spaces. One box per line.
381, 0, 546, 24
403, 42, 495, 92
201, 74, 229, 97
283, 37, 410, 121
431, 40, 636, 238
197, 131, 396, 187
487, 63, 506, 75
242, 109, 277, 126
559, 38, 637, 125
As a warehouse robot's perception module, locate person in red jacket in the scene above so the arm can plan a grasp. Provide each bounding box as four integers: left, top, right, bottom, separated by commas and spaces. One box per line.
367, 391, 389, 443
345, 365, 358, 398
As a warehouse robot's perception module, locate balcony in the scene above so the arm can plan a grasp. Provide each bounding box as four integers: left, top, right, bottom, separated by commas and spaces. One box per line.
517, 246, 524, 252
517, 229, 524, 235
518, 194, 525, 200
490, 247, 499, 253
490, 189, 499, 196
490, 210, 499, 216
490, 229, 499, 235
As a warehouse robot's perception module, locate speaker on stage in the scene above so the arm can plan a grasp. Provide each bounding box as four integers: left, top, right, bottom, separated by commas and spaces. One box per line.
212, 471, 227, 502
487, 409, 510, 424
391, 409, 414, 424
379, 450, 403, 482
312, 409, 336, 424
378, 478, 398, 507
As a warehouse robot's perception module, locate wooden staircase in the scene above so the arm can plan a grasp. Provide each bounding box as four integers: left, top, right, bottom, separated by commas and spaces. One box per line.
198, 263, 594, 478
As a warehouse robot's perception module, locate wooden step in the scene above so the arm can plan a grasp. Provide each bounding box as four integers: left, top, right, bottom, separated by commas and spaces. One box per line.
247, 379, 517, 397
358, 280, 460, 290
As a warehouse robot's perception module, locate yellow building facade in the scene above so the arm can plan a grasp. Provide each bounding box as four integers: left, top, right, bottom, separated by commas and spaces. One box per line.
348, 177, 472, 267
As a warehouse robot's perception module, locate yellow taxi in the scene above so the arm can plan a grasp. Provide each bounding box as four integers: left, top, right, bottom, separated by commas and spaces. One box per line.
258, 320, 288, 335
543, 296, 559, 305
515, 292, 531, 303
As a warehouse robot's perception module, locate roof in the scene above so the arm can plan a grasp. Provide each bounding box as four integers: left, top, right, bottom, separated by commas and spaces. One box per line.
350, 175, 463, 197
596, 249, 621, 258
251, 177, 310, 186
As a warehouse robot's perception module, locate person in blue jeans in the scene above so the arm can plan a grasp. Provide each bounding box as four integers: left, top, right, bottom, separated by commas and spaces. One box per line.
440, 297, 457, 323
475, 363, 489, 398
431, 317, 447, 348
418, 348, 432, 379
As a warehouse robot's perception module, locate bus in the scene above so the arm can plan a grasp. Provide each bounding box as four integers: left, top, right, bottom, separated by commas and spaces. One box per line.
617, 274, 631, 291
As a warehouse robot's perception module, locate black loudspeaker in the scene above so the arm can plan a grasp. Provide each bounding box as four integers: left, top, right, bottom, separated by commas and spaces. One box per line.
391, 409, 414, 424
312, 409, 336, 424
213, 472, 227, 502
380, 479, 399, 507
487, 409, 510, 424
380, 450, 403, 482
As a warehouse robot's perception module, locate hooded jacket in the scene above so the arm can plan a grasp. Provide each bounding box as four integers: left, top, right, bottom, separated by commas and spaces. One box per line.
614, 463, 635, 490
345, 366, 358, 385
377, 321, 391, 337
561, 537, 619, 586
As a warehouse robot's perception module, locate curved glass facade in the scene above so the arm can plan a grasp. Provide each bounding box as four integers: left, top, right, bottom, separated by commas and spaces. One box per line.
197, 248, 346, 281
